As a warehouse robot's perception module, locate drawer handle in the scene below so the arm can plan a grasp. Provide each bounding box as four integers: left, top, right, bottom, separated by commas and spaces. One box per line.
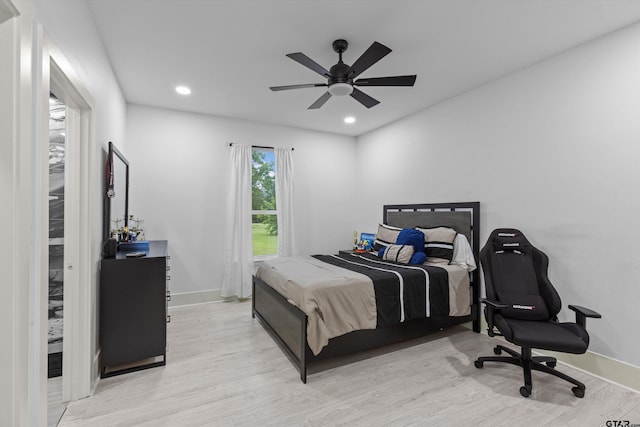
166, 275, 171, 281
166, 265, 171, 271
166, 315, 171, 323
166, 291, 171, 301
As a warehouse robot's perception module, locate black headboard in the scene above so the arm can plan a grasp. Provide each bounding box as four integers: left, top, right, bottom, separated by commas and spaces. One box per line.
382, 202, 481, 332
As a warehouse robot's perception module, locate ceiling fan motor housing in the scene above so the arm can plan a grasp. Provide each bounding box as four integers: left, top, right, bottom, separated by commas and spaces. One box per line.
328, 40, 353, 96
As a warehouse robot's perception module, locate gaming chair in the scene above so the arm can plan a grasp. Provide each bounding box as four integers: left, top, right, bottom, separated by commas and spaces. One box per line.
474, 228, 601, 398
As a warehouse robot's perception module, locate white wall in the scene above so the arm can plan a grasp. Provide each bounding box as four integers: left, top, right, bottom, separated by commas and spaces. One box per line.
356, 22, 640, 368
34, 0, 127, 150
126, 105, 357, 295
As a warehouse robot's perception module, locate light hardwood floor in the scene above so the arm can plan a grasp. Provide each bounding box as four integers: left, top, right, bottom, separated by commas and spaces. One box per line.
58, 301, 640, 426
48, 376, 66, 427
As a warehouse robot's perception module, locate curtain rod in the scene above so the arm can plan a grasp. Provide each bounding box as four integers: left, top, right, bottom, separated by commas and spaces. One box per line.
228, 142, 294, 151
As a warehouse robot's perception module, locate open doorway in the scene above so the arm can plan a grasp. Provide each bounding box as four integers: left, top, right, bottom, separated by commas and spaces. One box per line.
48, 92, 66, 379
47, 92, 66, 426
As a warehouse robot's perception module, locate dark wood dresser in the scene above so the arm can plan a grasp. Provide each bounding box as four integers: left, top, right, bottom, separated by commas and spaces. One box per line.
100, 240, 170, 377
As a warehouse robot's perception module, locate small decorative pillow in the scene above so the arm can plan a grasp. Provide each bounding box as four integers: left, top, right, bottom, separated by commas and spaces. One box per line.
410, 251, 427, 265
415, 226, 457, 264
379, 244, 414, 264
374, 223, 402, 251
378, 247, 426, 265
395, 228, 425, 254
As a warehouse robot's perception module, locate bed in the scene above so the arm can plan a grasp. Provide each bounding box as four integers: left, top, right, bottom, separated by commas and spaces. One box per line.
252, 202, 481, 383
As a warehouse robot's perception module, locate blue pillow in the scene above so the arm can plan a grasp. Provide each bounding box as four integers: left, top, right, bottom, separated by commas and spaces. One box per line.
410, 252, 427, 265
395, 228, 425, 254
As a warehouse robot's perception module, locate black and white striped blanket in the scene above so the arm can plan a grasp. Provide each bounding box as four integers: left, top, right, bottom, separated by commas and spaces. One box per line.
313, 252, 450, 327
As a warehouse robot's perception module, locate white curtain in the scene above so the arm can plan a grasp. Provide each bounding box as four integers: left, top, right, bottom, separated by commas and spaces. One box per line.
275, 147, 296, 257
221, 144, 253, 298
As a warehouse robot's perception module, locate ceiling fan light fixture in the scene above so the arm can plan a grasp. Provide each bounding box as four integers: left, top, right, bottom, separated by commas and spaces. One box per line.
328, 82, 353, 97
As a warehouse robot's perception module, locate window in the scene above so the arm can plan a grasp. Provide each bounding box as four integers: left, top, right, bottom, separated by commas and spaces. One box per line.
252, 147, 277, 258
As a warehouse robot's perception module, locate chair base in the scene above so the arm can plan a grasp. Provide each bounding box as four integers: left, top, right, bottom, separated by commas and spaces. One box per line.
474, 344, 586, 398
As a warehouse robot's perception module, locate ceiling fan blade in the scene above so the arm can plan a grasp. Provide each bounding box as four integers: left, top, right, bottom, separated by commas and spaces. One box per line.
350, 88, 380, 108
308, 92, 332, 109
270, 83, 327, 91
354, 75, 416, 87
346, 41, 392, 79
287, 52, 330, 77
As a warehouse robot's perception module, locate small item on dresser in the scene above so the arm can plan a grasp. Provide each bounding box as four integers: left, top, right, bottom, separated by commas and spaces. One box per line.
125, 251, 146, 258
118, 240, 150, 252
103, 238, 117, 258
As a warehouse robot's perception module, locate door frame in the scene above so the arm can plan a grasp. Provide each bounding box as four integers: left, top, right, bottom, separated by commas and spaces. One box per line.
0, 1, 96, 424
45, 32, 97, 403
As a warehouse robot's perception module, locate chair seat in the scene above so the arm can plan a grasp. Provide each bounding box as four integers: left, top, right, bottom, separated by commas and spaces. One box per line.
500, 317, 589, 354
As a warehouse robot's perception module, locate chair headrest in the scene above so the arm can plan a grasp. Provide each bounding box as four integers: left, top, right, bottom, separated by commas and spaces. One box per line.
491, 230, 529, 253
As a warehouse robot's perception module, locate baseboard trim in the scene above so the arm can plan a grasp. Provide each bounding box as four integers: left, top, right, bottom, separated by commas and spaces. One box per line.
534, 349, 640, 394
169, 290, 224, 307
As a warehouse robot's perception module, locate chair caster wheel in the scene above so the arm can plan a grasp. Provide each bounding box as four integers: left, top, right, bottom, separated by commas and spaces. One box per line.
474, 360, 483, 369
572, 386, 585, 398
493, 347, 502, 355
520, 386, 531, 397
547, 362, 556, 369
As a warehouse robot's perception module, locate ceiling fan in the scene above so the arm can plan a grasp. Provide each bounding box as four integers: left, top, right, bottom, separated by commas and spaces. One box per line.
270, 39, 417, 109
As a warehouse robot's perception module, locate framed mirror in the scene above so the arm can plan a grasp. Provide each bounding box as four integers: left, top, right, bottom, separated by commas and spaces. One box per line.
104, 141, 129, 241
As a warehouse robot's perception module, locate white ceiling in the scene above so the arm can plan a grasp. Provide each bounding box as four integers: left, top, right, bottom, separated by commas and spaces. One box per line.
86, 0, 640, 136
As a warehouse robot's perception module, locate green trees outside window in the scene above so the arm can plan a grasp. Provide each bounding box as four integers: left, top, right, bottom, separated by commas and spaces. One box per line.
252, 148, 277, 257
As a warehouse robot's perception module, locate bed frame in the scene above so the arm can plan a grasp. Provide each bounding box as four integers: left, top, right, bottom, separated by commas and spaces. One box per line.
252, 201, 481, 383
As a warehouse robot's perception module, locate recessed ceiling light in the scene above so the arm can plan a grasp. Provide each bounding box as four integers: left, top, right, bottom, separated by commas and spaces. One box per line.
344, 116, 356, 124
175, 85, 191, 95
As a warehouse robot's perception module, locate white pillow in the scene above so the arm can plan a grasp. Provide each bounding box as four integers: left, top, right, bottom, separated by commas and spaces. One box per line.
451, 234, 477, 272
414, 226, 457, 264
381, 244, 414, 264
374, 223, 402, 251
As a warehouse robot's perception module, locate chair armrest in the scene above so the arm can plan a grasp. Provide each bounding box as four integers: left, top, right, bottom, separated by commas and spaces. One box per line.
479, 298, 509, 336
568, 304, 601, 328
479, 298, 509, 309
